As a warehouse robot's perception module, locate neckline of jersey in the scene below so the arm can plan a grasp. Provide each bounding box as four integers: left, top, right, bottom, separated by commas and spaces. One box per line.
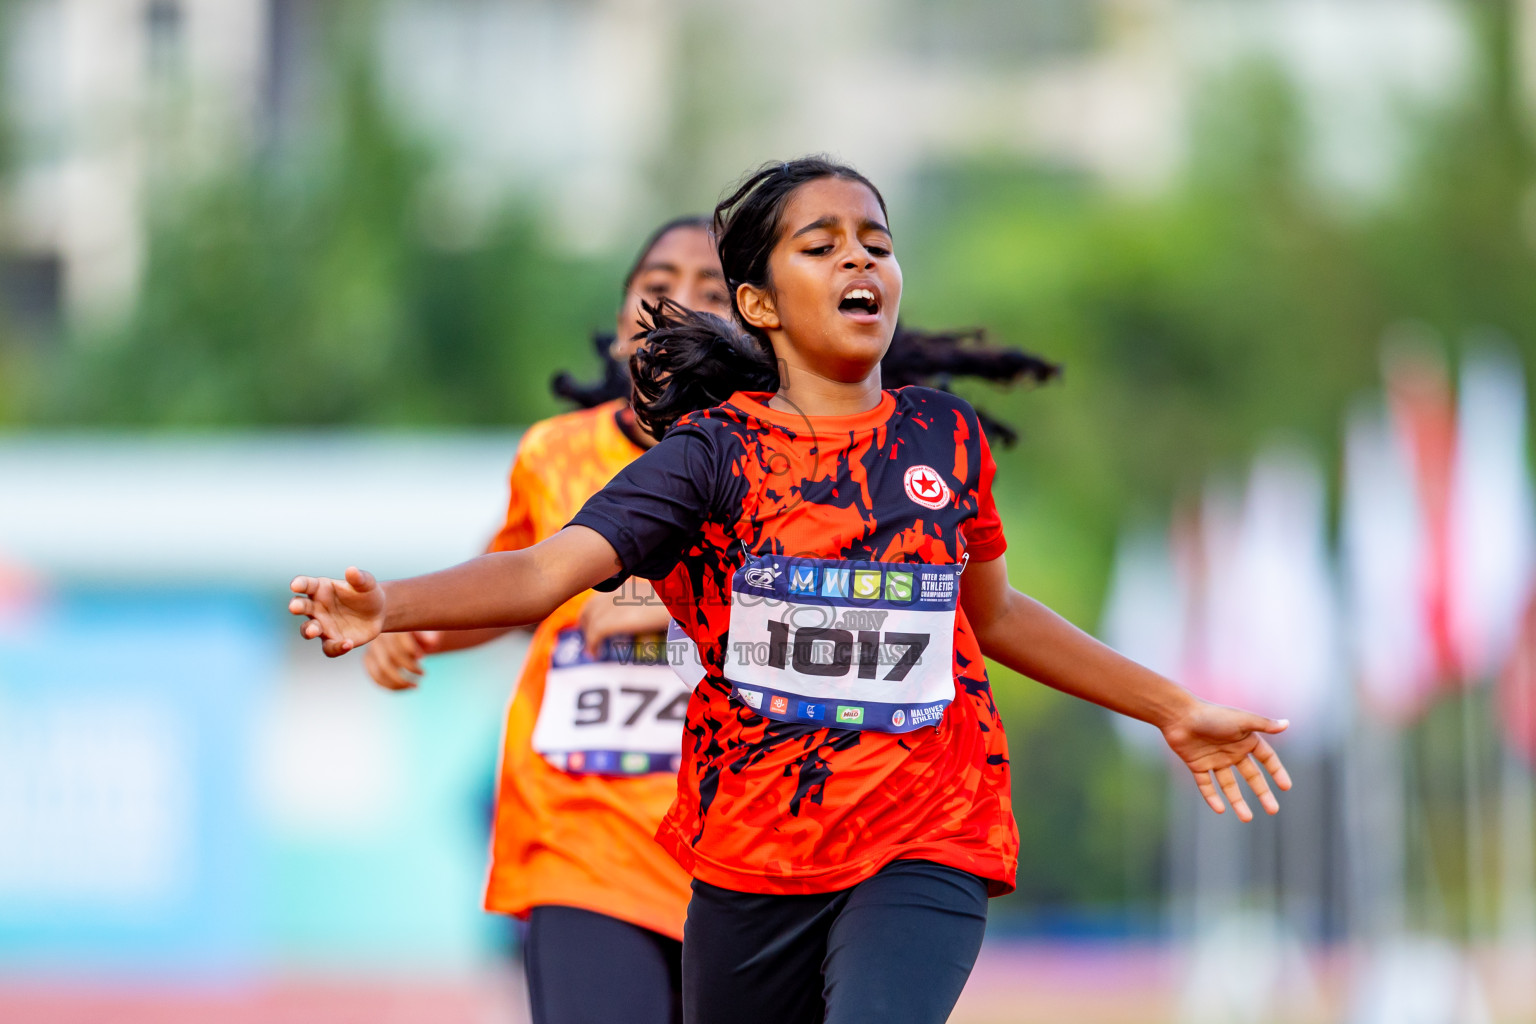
726, 390, 896, 434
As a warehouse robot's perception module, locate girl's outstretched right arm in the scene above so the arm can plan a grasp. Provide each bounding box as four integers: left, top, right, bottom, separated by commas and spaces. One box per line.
288, 525, 624, 658
960, 555, 1291, 821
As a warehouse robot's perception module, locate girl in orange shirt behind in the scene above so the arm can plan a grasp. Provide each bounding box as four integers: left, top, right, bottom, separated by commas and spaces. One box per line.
363, 216, 729, 1024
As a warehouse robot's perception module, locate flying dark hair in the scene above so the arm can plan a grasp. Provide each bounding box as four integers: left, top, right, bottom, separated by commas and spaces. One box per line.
631, 299, 1059, 442
629, 298, 778, 439
630, 157, 1059, 438
883, 325, 1060, 446
550, 332, 629, 408
549, 215, 713, 409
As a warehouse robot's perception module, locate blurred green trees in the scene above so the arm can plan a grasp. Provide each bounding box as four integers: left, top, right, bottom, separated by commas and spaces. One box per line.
3, 35, 618, 427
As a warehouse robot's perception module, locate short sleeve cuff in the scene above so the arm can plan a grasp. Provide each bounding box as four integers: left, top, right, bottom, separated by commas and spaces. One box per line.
965, 533, 1008, 564
569, 506, 644, 578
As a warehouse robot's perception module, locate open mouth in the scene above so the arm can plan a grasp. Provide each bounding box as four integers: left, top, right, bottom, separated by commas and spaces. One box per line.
838, 286, 881, 318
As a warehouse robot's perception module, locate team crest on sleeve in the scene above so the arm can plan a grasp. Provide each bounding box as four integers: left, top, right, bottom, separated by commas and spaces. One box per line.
903, 465, 952, 510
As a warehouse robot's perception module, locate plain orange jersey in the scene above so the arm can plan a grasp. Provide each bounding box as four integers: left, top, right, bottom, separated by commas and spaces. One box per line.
482, 399, 693, 940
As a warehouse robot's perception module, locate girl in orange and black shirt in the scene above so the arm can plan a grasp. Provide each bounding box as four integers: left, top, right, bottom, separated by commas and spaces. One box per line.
292, 158, 1292, 1024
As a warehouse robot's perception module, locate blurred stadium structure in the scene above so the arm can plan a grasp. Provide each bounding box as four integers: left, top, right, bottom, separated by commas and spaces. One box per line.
0, 436, 532, 1018
0, 0, 1484, 326
7, 0, 1536, 1022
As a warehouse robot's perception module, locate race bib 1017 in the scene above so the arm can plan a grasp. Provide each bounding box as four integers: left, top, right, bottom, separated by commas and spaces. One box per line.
721, 556, 959, 733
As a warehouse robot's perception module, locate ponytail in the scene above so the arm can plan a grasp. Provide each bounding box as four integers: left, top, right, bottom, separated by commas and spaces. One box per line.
883, 325, 1060, 446
630, 307, 1061, 443
549, 332, 630, 409
629, 298, 778, 438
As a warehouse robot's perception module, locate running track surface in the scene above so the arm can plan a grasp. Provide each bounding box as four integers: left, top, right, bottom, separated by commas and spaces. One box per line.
0, 945, 1176, 1024
3, 942, 1528, 1023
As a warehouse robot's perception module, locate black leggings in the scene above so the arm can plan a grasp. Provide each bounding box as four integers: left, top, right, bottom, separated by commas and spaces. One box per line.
682, 859, 989, 1024
524, 905, 683, 1024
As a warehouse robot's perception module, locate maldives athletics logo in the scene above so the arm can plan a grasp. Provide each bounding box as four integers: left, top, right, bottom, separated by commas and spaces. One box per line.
903, 464, 951, 510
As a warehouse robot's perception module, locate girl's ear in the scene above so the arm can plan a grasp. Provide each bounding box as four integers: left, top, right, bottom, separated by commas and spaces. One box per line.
737, 282, 781, 332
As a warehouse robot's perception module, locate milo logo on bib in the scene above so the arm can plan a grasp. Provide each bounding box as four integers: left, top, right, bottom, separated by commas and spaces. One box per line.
722, 556, 959, 733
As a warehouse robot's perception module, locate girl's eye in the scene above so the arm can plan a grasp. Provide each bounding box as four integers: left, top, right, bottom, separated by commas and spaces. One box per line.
804, 245, 834, 257
866, 244, 891, 257
645, 283, 670, 296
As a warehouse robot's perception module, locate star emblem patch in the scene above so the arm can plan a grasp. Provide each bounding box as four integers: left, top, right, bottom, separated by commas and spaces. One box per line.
903, 464, 952, 510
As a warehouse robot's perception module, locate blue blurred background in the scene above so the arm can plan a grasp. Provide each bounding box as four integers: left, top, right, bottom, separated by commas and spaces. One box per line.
4, 1, 1536, 1021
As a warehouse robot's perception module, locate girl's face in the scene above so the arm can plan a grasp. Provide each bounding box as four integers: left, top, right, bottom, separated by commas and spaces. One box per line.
739, 177, 902, 384
612, 226, 729, 362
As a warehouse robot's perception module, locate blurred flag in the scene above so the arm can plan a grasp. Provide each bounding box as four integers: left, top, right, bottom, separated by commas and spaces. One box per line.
1193, 451, 1339, 748
1237, 448, 1340, 743
1193, 482, 1248, 710
1101, 520, 1190, 755
0, 551, 46, 636
1342, 400, 1436, 722
1502, 597, 1536, 765
1448, 343, 1536, 683
1384, 349, 1460, 684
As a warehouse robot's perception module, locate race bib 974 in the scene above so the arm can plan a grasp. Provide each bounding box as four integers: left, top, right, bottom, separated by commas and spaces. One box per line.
532, 629, 691, 775
721, 556, 959, 733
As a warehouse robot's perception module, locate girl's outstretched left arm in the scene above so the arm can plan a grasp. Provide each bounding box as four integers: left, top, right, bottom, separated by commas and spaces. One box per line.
960, 555, 1292, 821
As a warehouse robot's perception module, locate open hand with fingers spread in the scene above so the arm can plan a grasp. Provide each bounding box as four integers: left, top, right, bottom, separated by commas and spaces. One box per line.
289, 567, 386, 657
1160, 702, 1292, 822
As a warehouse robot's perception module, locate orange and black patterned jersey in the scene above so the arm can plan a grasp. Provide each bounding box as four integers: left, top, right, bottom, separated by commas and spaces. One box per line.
570, 387, 1018, 896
